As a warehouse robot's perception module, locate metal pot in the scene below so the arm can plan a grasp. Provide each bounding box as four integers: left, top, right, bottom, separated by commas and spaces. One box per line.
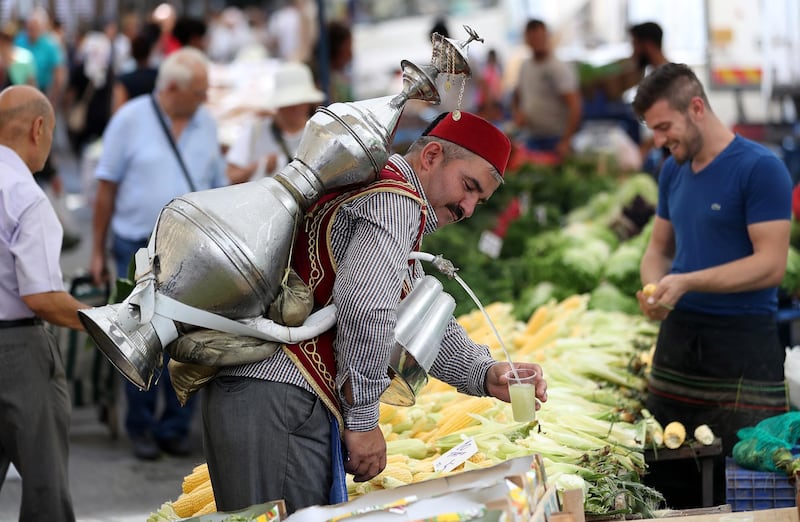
382, 276, 456, 406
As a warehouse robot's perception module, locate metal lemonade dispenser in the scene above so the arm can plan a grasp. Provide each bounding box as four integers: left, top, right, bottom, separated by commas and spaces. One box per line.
78, 28, 481, 397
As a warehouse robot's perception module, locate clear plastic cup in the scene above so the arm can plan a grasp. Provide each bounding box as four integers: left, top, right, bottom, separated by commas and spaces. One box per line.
505, 367, 540, 422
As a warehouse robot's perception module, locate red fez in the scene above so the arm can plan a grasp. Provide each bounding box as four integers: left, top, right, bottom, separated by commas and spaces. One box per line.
425, 111, 512, 178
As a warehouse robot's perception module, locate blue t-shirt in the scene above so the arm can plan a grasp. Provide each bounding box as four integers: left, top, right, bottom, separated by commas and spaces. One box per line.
14, 32, 63, 91
95, 96, 227, 241
657, 135, 792, 315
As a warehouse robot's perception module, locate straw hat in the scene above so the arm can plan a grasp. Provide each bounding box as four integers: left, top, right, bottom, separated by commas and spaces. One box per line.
269, 61, 325, 109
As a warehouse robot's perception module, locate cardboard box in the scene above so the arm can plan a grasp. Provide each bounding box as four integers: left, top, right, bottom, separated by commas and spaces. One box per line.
180, 500, 286, 521
286, 456, 536, 522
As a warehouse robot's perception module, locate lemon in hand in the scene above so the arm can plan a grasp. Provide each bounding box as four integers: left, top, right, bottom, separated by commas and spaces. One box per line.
642, 283, 657, 297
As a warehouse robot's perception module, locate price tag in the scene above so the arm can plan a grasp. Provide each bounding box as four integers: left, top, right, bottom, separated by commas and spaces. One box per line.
433, 436, 478, 473
477, 230, 503, 259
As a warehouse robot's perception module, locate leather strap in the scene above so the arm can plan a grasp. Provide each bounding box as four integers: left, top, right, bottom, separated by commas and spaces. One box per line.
270, 120, 293, 161
150, 95, 197, 192
0, 317, 42, 329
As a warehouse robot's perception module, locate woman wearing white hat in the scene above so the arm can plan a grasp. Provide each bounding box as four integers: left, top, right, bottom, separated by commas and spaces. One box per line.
226, 61, 325, 183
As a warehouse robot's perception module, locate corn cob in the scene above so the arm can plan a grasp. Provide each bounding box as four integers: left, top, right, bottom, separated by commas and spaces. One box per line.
694, 424, 715, 445
517, 321, 560, 356
181, 463, 210, 494
386, 453, 410, 465
386, 437, 429, 459
411, 470, 440, 482
193, 500, 217, 516
663, 421, 686, 449
557, 294, 587, 312
423, 396, 495, 441
419, 377, 455, 395
172, 482, 214, 518
468, 452, 487, 463
456, 309, 484, 332
378, 466, 413, 486
379, 403, 397, 424
524, 305, 551, 335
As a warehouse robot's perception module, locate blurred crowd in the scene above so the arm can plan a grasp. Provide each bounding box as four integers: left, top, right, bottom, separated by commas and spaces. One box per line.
0, 1, 354, 199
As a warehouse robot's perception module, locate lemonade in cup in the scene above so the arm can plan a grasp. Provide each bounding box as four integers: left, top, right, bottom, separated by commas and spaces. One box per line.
505, 367, 541, 422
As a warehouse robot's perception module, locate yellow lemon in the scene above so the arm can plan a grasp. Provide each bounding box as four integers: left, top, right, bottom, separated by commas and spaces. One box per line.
642, 283, 657, 297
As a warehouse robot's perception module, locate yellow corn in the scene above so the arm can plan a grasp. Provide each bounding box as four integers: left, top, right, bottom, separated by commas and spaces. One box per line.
664, 421, 686, 449
386, 454, 410, 465
173, 482, 214, 518
424, 396, 494, 441
353, 481, 376, 497
379, 466, 413, 485
468, 452, 487, 464
193, 500, 217, 516
518, 321, 561, 356
420, 377, 455, 395
483, 302, 512, 322
181, 463, 210, 494
408, 454, 438, 473
412, 470, 439, 483
557, 294, 586, 312
468, 324, 494, 342
172, 493, 194, 517
524, 305, 551, 335
379, 403, 397, 424
456, 310, 483, 333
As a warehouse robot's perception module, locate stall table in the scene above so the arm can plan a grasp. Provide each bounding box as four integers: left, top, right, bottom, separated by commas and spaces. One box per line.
644, 438, 724, 508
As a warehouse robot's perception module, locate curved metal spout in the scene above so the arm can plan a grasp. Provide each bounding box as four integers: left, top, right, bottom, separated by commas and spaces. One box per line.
398, 61, 440, 105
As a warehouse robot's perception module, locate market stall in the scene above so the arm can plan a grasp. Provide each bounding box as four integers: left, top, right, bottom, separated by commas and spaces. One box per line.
140, 151, 800, 521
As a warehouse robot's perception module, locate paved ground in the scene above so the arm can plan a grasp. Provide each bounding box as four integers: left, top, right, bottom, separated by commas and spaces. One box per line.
0, 136, 206, 522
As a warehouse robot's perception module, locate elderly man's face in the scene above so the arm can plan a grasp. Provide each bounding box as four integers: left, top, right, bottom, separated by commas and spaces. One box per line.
173, 65, 208, 117
422, 144, 500, 228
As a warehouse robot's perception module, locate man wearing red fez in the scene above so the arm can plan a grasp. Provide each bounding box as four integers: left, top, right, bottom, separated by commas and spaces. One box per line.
201, 111, 549, 514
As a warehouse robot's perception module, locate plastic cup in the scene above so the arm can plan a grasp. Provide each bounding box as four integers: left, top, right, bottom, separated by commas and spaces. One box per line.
506, 367, 540, 422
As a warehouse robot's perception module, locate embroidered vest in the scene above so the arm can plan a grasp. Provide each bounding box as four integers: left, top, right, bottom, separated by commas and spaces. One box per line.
283, 160, 427, 430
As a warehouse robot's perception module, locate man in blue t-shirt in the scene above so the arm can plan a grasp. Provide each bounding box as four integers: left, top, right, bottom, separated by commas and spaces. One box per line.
14, 9, 65, 104
632, 63, 792, 508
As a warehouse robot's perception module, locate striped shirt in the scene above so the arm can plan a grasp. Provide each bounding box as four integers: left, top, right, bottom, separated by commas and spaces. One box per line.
226, 154, 496, 431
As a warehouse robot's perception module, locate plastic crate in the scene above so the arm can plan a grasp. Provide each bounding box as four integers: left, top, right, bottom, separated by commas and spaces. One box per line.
725, 458, 797, 512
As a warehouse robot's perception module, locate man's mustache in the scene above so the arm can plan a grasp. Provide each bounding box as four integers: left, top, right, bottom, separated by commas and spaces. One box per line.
447, 204, 464, 222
